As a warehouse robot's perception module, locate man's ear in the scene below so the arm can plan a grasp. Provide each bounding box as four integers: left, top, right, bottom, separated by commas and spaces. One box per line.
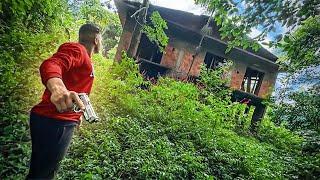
94, 35, 99, 45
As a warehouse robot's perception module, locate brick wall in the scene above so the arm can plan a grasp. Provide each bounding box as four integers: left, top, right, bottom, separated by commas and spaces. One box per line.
258, 73, 277, 98
161, 45, 178, 68
160, 40, 205, 78
230, 61, 247, 90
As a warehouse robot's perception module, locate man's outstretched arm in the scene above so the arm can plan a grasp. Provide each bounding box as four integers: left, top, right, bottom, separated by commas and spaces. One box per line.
39, 44, 85, 112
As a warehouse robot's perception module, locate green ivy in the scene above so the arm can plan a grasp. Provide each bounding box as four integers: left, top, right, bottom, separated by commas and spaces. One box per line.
143, 11, 169, 52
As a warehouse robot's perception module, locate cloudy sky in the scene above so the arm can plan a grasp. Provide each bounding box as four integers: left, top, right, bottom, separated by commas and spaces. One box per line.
150, 0, 205, 15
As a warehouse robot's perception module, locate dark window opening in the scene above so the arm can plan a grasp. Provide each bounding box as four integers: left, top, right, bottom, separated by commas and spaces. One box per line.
241, 68, 264, 95
136, 33, 163, 64
136, 33, 168, 79
204, 52, 226, 69
139, 62, 169, 79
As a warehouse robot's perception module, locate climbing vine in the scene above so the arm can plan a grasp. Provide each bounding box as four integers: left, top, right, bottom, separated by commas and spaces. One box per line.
143, 11, 169, 52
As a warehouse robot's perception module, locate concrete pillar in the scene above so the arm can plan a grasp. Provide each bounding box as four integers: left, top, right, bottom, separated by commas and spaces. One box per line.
250, 104, 266, 133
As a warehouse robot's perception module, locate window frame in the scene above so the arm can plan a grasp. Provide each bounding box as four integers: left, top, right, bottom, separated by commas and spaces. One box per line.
241, 67, 264, 95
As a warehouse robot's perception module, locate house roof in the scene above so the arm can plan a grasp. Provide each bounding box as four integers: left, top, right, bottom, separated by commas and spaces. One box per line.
115, 0, 279, 70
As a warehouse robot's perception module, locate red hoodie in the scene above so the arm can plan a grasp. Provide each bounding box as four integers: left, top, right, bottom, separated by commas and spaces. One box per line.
31, 42, 94, 122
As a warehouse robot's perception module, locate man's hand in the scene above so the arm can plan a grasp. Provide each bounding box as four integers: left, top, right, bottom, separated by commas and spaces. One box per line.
47, 78, 85, 113
77, 115, 83, 130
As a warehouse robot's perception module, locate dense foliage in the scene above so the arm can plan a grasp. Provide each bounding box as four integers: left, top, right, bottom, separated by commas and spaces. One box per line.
68, 0, 122, 56
0, 0, 117, 178
0, 0, 71, 178
56, 55, 318, 179
277, 16, 320, 73
269, 15, 319, 154
271, 90, 320, 132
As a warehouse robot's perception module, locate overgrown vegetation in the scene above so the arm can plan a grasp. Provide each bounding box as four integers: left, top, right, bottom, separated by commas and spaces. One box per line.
276, 16, 320, 73
0, 0, 118, 178
57, 55, 318, 179
0, 0, 319, 179
0, 0, 70, 177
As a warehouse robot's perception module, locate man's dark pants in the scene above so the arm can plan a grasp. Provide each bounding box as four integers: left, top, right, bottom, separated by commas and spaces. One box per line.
26, 112, 77, 179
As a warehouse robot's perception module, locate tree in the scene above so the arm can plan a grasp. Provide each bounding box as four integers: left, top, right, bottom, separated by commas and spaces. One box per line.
277, 16, 320, 73
195, 0, 319, 135
68, 0, 123, 56
194, 0, 319, 53
68, 0, 110, 27
102, 14, 122, 57
0, 0, 68, 33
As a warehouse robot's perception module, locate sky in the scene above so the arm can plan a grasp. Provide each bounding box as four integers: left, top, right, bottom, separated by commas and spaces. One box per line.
150, 0, 205, 15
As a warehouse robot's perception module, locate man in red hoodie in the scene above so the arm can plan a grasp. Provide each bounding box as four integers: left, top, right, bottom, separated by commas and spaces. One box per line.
27, 23, 102, 179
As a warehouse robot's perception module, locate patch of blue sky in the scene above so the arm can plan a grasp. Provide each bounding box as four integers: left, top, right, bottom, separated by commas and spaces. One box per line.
229, 0, 285, 53
274, 65, 320, 100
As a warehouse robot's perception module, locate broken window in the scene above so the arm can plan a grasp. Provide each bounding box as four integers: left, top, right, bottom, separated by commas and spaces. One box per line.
204, 52, 226, 70
136, 33, 163, 64
241, 67, 264, 95
136, 33, 168, 79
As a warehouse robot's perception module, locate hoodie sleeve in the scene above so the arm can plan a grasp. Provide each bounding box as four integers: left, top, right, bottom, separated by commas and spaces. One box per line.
39, 43, 84, 85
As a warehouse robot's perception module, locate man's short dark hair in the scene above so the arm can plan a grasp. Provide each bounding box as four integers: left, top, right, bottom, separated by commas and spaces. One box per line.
79, 23, 101, 44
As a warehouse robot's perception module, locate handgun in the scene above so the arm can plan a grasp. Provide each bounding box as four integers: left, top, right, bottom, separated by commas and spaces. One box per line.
73, 93, 99, 123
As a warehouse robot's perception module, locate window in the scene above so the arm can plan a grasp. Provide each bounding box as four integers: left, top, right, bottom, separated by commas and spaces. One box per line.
136, 34, 168, 79
241, 67, 264, 95
136, 34, 163, 64
204, 52, 226, 70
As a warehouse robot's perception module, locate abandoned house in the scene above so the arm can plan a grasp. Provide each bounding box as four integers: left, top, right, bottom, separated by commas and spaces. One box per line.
114, 0, 279, 129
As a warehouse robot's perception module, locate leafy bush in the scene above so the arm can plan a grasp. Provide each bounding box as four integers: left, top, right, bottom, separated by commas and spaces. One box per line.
257, 117, 303, 152
143, 11, 169, 52
270, 91, 320, 132
0, 30, 69, 180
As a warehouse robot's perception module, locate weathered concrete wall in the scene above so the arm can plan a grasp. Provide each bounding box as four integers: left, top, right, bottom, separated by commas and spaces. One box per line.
115, 12, 134, 61
118, 7, 127, 27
